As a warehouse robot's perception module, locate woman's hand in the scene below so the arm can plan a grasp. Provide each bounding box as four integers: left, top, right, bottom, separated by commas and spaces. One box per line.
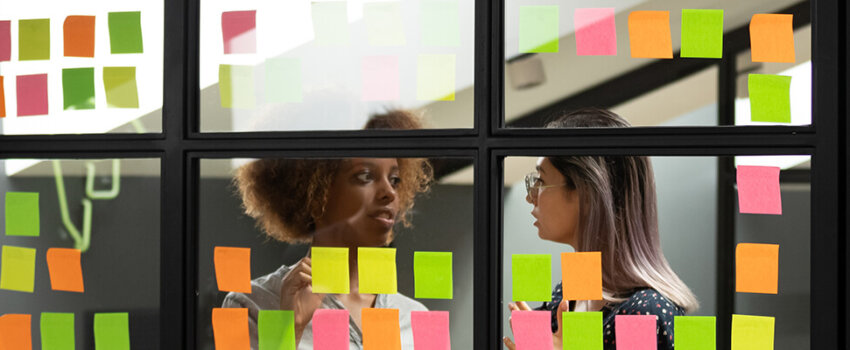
502, 300, 569, 350
279, 257, 325, 345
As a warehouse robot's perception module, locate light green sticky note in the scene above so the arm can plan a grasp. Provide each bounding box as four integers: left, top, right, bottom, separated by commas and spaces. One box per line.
511, 254, 551, 301
264, 58, 302, 103
562, 311, 602, 350
312, 247, 349, 294
63, 68, 96, 110
94, 313, 130, 350
311, 2, 349, 46
103, 67, 139, 108
680, 9, 724, 58
5, 192, 39, 236
731, 314, 774, 350
108, 12, 143, 54
675, 316, 716, 350
41, 312, 75, 350
421, 0, 459, 47
19, 19, 50, 60
413, 251, 452, 299
749, 74, 792, 123
259, 310, 295, 350
0, 246, 37, 293
358, 247, 397, 294
417, 54, 455, 101
219, 64, 255, 109
365, 2, 405, 46
518, 6, 559, 53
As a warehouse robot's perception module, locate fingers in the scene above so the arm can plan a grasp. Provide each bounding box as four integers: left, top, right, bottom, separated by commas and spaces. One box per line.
554, 300, 568, 336
508, 302, 519, 312
517, 301, 531, 311
502, 336, 516, 350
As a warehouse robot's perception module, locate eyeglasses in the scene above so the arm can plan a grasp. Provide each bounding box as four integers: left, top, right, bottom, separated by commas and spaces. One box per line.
524, 172, 567, 202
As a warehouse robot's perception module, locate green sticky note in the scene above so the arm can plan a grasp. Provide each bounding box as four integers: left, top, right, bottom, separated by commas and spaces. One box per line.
312, 247, 349, 294
19, 19, 50, 60
5, 192, 39, 236
311, 2, 349, 46
519, 6, 559, 53
562, 312, 602, 350
511, 254, 551, 301
63, 68, 95, 110
417, 54, 455, 101
94, 313, 130, 350
731, 314, 774, 350
421, 0, 459, 47
258, 310, 295, 350
675, 316, 716, 350
219, 64, 255, 109
0, 245, 37, 293
414, 251, 452, 299
103, 67, 139, 108
365, 2, 405, 46
749, 74, 792, 123
264, 58, 302, 103
358, 247, 397, 294
681, 9, 724, 58
108, 12, 143, 54
41, 312, 75, 350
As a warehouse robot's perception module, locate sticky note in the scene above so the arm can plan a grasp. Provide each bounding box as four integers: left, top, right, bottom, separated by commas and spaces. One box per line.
264, 57, 302, 103
0, 21, 10, 61
674, 316, 716, 350
518, 6, 559, 53
103, 67, 139, 108
736, 165, 782, 215
64, 16, 95, 57
19, 19, 50, 60
560, 252, 602, 300
46, 248, 84, 293
736, 243, 779, 294
16, 74, 48, 116
748, 74, 791, 123
311, 247, 349, 294
411, 311, 450, 350
365, 2, 405, 46
562, 312, 602, 350
362, 55, 400, 101
41, 313, 75, 350
731, 314, 774, 350
221, 10, 256, 54
0, 246, 36, 293
214, 246, 252, 293
63, 68, 96, 110
0, 314, 32, 350
750, 14, 794, 63
574, 8, 616, 56
0, 76, 5, 117
212, 308, 250, 350
681, 9, 723, 58
108, 12, 143, 54
615, 315, 655, 350
93, 313, 130, 350
421, 0, 459, 47
312, 309, 350, 350
417, 54, 455, 101
362, 308, 401, 350
258, 310, 295, 350
311, 2, 349, 46
219, 64, 255, 109
6, 192, 39, 236
511, 311, 550, 350
358, 247, 397, 294
414, 251, 452, 299
511, 254, 551, 302
628, 11, 673, 59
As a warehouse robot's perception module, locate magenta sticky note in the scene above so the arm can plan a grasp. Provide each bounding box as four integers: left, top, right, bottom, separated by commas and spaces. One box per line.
221, 10, 256, 54
411, 311, 451, 350
0, 21, 10, 61
574, 8, 617, 56
362, 55, 400, 101
16, 74, 48, 116
312, 309, 350, 350
511, 310, 551, 350
737, 165, 782, 215
615, 315, 656, 350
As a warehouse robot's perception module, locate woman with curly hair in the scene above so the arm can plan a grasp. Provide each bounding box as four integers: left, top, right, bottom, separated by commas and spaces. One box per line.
223, 110, 433, 349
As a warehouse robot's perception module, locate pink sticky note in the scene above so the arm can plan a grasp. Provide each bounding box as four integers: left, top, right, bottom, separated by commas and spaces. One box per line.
736, 165, 782, 215
16, 74, 48, 116
411, 311, 451, 350
312, 309, 350, 350
0, 21, 10, 61
221, 10, 257, 54
362, 55, 400, 101
511, 311, 551, 350
615, 315, 656, 350
575, 8, 617, 56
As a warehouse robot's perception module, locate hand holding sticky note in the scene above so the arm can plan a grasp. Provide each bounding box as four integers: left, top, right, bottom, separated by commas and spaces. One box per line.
736, 243, 779, 294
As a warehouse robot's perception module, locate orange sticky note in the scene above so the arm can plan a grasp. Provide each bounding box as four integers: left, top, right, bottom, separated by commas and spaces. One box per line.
212, 308, 250, 350
750, 14, 794, 63
736, 243, 779, 294
214, 247, 252, 293
46, 248, 84, 293
0, 314, 32, 350
628, 11, 673, 59
561, 252, 602, 300
361, 308, 401, 350
63, 16, 95, 57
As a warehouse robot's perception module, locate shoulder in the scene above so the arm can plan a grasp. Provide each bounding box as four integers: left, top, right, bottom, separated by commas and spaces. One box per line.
384, 293, 429, 312
221, 263, 294, 310
614, 288, 684, 318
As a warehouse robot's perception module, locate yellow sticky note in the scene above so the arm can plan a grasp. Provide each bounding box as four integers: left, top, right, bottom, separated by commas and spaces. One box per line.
0, 246, 37, 293
358, 247, 397, 294
219, 64, 255, 109
417, 54, 455, 101
731, 314, 774, 350
312, 247, 349, 294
